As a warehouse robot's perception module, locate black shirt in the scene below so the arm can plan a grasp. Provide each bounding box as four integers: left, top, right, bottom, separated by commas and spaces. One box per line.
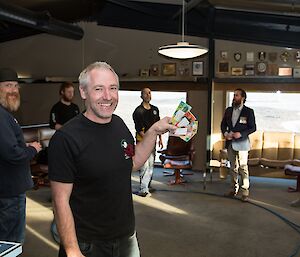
49, 101, 80, 129
48, 114, 135, 241
132, 104, 160, 142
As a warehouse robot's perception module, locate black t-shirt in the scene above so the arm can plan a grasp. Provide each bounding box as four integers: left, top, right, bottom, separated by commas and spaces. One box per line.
132, 104, 160, 142
49, 101, 80, 129
48, 114, 135, 241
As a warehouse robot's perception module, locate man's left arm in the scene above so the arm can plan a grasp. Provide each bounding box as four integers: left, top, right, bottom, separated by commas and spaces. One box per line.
132, 117, 176, 171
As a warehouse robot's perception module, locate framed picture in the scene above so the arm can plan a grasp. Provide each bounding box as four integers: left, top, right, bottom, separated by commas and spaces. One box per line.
220, 51, 228, 60
244, 64, 255, 76
234, 52, 242, 62
218, 61, 229, 73
296, 51, 300, 63
231, 67, 243, 76
150, 64, 159, 76
178, 66, 190, 76
267, 63, 278, 76
139, 69, 149, 77
278, 67, 292, 76
192, 61, 204, 76
246, 52, 254, 62
256, 62, 267, 75
268, 52, 277, 63
293, 67, 300, 77
162, 63, 176, 76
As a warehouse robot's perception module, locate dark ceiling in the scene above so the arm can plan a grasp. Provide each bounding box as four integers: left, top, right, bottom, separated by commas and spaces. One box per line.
1, 0, 300, 48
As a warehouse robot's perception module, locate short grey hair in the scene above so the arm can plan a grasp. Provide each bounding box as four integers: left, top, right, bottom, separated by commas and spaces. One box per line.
78, 61, 119, 89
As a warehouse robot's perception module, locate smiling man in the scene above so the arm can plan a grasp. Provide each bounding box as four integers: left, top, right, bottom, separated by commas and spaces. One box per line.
48, 62, 176, 257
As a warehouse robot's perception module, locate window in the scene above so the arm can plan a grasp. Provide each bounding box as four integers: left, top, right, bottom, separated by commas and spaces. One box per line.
115, 90, 187, 162
228, 91, 300, 133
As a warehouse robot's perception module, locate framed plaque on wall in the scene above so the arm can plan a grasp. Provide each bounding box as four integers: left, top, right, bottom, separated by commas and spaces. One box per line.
256, 62, 267, 75
231, 67, 243, 76
162, 63, 176, 76
192, 61, 204, 76
218, 62, 229, 73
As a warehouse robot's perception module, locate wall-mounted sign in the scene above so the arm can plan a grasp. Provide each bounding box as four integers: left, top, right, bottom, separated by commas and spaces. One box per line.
256, 62, 267, 75
231, 67, 243, 76
246, 52, 254, 62
244, 64, 255, 76
280, 51, 290, 62
268, 63, 278, 76
258, 51, 266, 61
293, 67, 300, 77
278, 67, 292, 76
234, 52, 242, 62
162, 63, 176, 76
192, 61, 204, 76
139, 69, 149, 77
150, 64, 159, 76
218, 62, 229, 73
268, 52, 277, 63
220, 51, 228, 60
295, 51, 300, 63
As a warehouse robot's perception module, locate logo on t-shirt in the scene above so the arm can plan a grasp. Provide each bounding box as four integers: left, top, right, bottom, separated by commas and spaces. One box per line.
121, 139, 134, 159
153, 110, 157, 116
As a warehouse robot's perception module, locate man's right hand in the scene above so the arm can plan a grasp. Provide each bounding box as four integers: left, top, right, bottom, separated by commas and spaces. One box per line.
28, 141, 42, 153
66, 249, 85, 257
224, 132, 233, 140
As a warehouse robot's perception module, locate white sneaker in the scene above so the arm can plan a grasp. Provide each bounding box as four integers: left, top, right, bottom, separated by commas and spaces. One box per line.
291, 198, 300, 207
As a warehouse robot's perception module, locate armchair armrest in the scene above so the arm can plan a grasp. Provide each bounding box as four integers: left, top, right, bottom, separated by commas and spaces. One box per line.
160, 154, 190, 161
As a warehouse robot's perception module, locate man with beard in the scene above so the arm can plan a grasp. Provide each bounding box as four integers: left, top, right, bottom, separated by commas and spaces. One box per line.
133, 88, 163, 197
48, 62, 176, 257
221, 88, 256, 202
49, 81, 80, 130
0, 68, 42, 243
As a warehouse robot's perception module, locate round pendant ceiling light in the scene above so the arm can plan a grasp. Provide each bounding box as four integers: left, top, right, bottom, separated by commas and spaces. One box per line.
158, 0, 208, 59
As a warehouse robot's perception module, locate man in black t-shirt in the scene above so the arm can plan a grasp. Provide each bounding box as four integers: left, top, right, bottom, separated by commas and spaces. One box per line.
133, 88, 163, 197
49, 81, 80, 130
48, 62, 176, 257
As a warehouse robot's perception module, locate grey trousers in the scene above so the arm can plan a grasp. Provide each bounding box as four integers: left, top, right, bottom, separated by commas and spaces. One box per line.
227, 144, 250, 196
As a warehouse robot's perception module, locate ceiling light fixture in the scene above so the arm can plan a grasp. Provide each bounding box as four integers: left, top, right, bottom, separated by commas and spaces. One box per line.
158, 0, 208, 59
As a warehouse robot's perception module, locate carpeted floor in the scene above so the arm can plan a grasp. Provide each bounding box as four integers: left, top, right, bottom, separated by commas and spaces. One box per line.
21, 167, 300, 257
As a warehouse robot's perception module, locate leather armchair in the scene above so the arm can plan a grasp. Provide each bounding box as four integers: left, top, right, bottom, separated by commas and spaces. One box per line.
158, 136, 195, 185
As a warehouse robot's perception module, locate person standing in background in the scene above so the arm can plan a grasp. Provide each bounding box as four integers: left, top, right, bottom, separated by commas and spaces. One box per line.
0, 68, 42, 243
49, 81, 80, 130
221, 88, 256, 202
133, 88, 163, 197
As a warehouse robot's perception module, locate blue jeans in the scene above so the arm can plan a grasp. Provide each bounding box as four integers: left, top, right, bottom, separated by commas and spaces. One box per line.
58, 232, 140, 257
139, 152, 155, 193
0, 194, 26, 243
